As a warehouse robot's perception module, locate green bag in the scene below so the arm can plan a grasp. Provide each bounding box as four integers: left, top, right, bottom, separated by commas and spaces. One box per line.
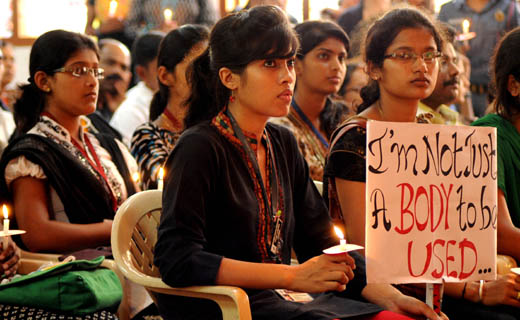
0, 256, 122, 315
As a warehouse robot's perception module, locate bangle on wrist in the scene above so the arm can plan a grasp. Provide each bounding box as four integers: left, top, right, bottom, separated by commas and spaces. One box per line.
461, 282, 468, 299
478, 280, 484, 303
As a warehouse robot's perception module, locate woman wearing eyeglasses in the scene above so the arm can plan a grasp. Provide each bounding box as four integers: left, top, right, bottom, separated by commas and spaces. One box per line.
324, 9, 520, 320
324, 7, 442, 251
0, 30, 139, 253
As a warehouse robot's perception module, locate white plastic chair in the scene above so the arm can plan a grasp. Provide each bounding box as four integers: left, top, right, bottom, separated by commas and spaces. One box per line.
111, 190, 252, 320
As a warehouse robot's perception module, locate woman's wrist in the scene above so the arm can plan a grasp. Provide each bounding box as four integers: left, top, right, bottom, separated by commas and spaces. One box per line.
464, 281, 479, 303
463, 280, 485, 304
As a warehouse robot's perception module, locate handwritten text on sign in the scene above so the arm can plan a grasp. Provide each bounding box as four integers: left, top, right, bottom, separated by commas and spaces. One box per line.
365, 122, 497, 284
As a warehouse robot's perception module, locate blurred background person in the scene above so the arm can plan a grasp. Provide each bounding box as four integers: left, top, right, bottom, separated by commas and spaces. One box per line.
125, 0, 218, 37
85, 0, 133, 50
131, 25, 208, 190
96, 38, 132, 121
337, 0, 392, 39
438, 0, 520, 118
234, 0, 299, 23
0, 47, 15, 156
454, 50, 477, 123
336, 60, 368, 114
0, 40, 16, 111
417, 22, 463, 125
111, 31, 164, 146
272, 20, 350, 181
321, 0, 361, 21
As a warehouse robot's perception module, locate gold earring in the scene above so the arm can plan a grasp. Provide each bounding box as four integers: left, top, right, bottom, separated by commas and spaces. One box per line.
44, 87, 51, 92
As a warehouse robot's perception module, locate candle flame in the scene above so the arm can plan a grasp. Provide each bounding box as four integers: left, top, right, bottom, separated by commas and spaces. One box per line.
109, 0, 118, 17
132, 172, 140, 182
462, 19, 470, 34
2, 205, 7, 219
334, 226, 344, 240
158, 167, 165, 180
163, 8, 173, 22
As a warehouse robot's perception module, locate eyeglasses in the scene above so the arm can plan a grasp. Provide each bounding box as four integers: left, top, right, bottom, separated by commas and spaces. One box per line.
440, 54, 459, 67
383, 51, 442, 64
53, 66, 105, 79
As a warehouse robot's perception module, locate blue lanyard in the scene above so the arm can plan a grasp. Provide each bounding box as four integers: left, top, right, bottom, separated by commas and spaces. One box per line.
291, 100, 329, 148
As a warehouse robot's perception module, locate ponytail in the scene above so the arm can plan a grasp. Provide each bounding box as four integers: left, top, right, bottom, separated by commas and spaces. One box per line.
12, 82, 46, 138
357, 80, 380, 113
184, 48, 230, 128
149, 85, 169, 121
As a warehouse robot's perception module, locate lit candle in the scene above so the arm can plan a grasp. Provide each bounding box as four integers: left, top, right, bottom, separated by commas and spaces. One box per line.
132, 172, 140, 183
462, 19, 470, 34
163, 8, 173, 23
157, 167, 165, 191
323, 226, 363, 255
108, 0, 118, 18
334, 226, 346, 247
2, 205, 9, 251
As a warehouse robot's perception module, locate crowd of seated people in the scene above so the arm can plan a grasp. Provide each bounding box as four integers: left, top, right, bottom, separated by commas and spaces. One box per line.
0, 1, 519, 320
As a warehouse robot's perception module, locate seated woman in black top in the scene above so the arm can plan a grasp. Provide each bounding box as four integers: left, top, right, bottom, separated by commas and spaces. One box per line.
153, 5, 444, 320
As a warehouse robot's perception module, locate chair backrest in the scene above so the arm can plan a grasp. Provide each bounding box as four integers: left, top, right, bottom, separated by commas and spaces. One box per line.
112, 190, 164, 285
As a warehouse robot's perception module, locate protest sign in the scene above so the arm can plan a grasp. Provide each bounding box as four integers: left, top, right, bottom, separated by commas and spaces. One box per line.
365, 121, 497, 284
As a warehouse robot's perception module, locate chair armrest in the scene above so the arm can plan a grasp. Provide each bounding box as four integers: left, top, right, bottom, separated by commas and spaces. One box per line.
117, 253, 251, 320
147, 283, 251, 320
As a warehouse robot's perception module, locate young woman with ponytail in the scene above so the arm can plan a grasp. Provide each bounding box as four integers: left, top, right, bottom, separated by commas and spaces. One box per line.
153, 5, 443, 320
0, 30, 138, 253
131, 24, 208, 190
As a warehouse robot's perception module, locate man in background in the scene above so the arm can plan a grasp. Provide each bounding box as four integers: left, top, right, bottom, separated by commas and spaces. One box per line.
111, 31, 164, 146
418, 24, 463, 125
0, 40, 16, 111
0, 47, 15, 155
438, 0, 520, 117
97, 39, 132, 121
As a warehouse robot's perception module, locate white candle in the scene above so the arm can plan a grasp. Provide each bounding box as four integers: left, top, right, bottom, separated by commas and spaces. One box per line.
2, 205, 8, 251
462, 19, 470, 34
163, 8, 173, 23
157, 167, 165, 191
108, 0, 118, 18
334, 226, 346, 247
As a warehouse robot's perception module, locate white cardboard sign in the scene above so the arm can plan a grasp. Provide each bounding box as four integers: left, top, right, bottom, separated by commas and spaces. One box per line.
365, 121, 497, 284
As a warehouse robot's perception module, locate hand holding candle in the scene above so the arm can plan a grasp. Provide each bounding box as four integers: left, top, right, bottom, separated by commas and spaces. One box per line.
157, 167, 165, 191
456, 19, 476, 44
